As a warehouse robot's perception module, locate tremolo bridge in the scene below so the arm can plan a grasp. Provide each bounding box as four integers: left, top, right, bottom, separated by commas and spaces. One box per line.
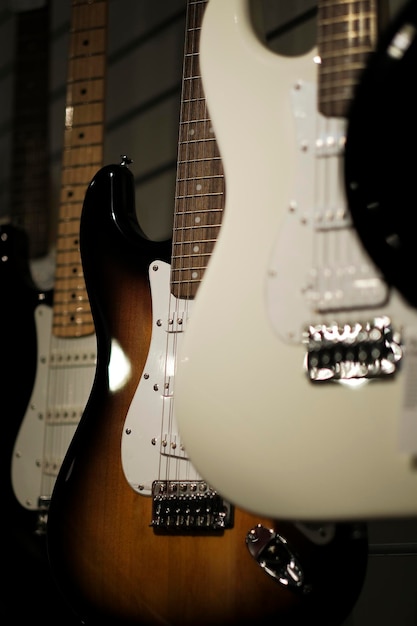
151, 480, 234, 533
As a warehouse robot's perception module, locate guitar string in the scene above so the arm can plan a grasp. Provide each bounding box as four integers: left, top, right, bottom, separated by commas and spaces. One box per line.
190, 0, 210, 485
169, 0, 209, 486
178, 0, 204, 484
159, 0, 196, 487
162, 0, 190, 487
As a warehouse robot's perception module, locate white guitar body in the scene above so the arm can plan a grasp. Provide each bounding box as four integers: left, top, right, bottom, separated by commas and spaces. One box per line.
175, 0, 417, 520
122, 260, 202, 496
11, 304, 97, 510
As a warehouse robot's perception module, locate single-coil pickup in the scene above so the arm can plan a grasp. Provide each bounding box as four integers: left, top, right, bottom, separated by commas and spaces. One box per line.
41, 457, 63, 477
161, 310, 186, 333
49, 350, 97, 368
152, 432, 189, 459
46, 406, 84, 424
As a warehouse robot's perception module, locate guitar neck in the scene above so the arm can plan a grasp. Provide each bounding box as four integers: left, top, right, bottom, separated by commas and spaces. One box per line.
317, 0, 377, 118
53, 0, 107, 338
171, 0, 224, 301
10, 3, 50, 260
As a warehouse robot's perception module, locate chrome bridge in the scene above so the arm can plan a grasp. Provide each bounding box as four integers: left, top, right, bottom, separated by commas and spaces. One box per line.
305, 316, 403, 382
151, 480, 233, 533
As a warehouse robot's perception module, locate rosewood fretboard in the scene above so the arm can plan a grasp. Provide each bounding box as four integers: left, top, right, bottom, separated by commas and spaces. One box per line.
171, 0, 224, 301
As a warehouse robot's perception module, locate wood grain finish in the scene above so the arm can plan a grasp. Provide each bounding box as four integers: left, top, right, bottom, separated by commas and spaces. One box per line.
47, 162, 367, 626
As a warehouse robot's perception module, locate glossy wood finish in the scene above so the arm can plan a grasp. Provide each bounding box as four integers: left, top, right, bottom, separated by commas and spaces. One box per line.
47, 163, 368, 626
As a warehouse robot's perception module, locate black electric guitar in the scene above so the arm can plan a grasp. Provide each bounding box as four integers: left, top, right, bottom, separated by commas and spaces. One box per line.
11, 0, 108, 528
2, 2, 52, 514
47, 2, 368, 625
345, 0, 417, 308
2, 2, 79, 624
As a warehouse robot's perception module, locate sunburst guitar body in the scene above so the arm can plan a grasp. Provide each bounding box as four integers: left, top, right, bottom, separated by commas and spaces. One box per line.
46, 161, 367, 626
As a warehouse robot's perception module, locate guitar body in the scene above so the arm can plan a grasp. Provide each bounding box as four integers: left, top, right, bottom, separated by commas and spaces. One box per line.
47, 163, 367, 625
2, 5, 87, 623
0, 222, 79, 624
175, 0, 417, 521
0, 222, 41, 455
12, 0, 109, 520
11, 306, 97, 511
0, 221, 42, 525
345, 0, 417, 308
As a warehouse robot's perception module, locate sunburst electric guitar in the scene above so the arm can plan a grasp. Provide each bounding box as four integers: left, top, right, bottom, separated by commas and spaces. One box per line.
11, 0, 108, 532
175, 0, 417, 522
46, 2, 367, 625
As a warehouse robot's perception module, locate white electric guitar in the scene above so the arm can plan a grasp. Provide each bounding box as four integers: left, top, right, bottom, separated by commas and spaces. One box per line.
11, 0, 108, 528
175, 0, 417, 521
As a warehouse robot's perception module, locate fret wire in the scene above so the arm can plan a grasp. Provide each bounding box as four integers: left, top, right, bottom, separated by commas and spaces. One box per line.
176, 194, 224, 201
182, 97, 206, 103
69, 119, 105, 126
177, 157, 222, 164
320, 49, 375, 63
56, 246, 81, 252
172, 248, 218, 255
318, 0, 377, 117
54, 0, 107, 336
171, 279, 205, 285
181, 117, 211, 123
174, 224, 221, 230
172, 0, 223, 300
172, 252, 216, 259
179, 137, 217, 144
177, 178, 223, 184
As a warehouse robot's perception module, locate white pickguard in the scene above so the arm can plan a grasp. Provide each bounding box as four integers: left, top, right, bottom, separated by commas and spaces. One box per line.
175, 0, 417, 521
266, 82, 391, 341
11, 303, 97, 510
121, 261, 201, 496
